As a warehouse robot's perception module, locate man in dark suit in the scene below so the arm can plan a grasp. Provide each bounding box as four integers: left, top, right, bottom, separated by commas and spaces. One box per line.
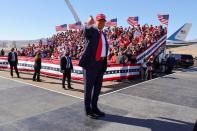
166, 53, 176, 74
60, 51, 74, 90
8, 48, 20, 78
1, 49, 5, 56
33, 52, 42, 82
79, 14, 108, 119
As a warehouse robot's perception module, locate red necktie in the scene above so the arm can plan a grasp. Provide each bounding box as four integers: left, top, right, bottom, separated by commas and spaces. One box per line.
96, 31, 102, 61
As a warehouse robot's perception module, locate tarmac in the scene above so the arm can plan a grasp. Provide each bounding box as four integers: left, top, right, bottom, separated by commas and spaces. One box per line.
0, 67, 197, 131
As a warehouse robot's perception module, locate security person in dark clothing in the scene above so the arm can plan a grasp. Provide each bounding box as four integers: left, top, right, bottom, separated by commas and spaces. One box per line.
33, 52, 42, 82
1, 49, 5, 56
8, 48, 20, 78
60, 51, 73, 90
166, 54, 176, 74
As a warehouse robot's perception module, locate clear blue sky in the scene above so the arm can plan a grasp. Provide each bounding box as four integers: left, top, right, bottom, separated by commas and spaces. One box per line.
0, 0, 196, 40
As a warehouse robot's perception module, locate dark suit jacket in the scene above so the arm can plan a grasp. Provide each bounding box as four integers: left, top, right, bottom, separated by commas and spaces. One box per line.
34, 57, 42, 70
60, 56, 73, 71
79, 26, 109, 72
8, 52, 18, 66
166, 56, 176, 67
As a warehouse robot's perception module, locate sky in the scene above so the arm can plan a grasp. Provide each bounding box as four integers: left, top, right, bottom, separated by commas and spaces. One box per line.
0, 0, 196, 40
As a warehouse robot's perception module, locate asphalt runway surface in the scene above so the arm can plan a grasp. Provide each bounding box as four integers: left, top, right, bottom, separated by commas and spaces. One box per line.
0, 67, 197, 131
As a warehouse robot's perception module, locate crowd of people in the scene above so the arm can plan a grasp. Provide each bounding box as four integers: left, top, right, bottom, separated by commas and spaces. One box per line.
18, 24, 167, 64
1, 24, 168, 82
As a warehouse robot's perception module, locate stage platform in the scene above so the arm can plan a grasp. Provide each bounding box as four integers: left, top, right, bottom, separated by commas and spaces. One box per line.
0, 67, 197, 131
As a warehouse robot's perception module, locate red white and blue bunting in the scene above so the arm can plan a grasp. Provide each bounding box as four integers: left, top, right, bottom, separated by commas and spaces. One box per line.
0, 57, 140, 81
0, 35, 167, 81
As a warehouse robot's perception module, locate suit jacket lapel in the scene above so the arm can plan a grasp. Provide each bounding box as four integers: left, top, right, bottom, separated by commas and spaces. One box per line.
103, 33, 108, 56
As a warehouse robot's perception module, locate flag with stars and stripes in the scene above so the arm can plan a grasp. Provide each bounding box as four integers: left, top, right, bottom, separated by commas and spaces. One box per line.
127, 16, 139, 26
69, 22, 82, 30
55, 24, 67, 32
105, 18, 117, 27
157, 14, 169, 26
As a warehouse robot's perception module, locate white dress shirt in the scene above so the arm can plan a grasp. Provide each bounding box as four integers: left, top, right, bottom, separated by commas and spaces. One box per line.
65, 56, 70, 68
11, 52, 16, 62
101, 31, 107, 57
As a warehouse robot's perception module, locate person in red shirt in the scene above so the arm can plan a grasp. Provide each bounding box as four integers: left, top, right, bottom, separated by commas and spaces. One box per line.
111, 51, 118, 63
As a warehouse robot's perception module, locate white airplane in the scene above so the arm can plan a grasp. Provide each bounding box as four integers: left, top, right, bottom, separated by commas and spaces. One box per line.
166, 23, 197, 47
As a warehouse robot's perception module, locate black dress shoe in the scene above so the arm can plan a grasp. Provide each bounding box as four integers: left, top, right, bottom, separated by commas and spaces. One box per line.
68, 86, 74, 89
93, 109, 105, 117
33, 79, 36, 81
62, 86, 67, 90
37, 80, 42, 82
86, 112, 98, 119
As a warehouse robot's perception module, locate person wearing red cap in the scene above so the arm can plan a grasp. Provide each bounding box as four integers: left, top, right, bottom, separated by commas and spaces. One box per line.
79, 14, 108, 119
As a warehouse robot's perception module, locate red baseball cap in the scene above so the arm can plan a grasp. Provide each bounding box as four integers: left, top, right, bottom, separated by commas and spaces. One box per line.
96, 14, 106, 21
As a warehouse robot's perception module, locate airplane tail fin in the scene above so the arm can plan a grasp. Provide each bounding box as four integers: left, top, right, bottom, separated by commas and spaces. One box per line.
168, 23, 192, 41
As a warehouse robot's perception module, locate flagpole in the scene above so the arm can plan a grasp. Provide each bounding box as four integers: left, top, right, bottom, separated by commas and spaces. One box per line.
64, 0, 82, 25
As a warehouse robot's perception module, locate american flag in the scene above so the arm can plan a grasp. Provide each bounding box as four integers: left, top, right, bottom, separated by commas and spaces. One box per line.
157, 14, 169, 26
55, 24, 67, 32
105, 18, 117, 27
127, 17, 139, 26
69, 22, 82, 30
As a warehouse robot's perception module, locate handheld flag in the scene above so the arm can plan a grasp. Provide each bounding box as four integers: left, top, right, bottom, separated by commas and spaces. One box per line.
157, 14, 169, 26
127, 17, 139, 26
105, 18, 117, 27
55, 24, 67, 32
69, 22, 82, 30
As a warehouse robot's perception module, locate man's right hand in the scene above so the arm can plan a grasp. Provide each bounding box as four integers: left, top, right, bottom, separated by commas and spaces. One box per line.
87, 16, 95, 26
